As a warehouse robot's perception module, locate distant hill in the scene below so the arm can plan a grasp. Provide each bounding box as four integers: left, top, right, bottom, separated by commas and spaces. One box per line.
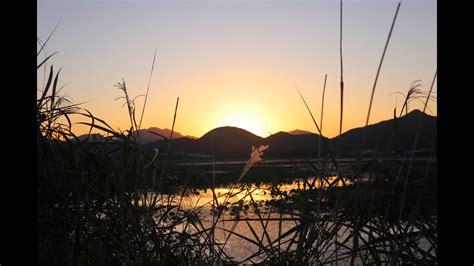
145, 126, 264, 158
287, 129, 313, 135
134, 127, 188, 144
75, 128, 194, 144
330, 109, 436, 156
144, 109, 436, 159
198, 126, 263, 157
261, 131, 326, 157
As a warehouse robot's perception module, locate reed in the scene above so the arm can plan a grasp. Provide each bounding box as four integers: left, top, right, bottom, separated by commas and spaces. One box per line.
319, 74, 327, 159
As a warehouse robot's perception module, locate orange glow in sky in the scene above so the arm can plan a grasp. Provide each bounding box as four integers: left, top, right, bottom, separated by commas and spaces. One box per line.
39, 0, 436, 139
214, 102, 270, 138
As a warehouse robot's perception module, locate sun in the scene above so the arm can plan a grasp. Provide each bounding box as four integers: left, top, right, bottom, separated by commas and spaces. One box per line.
216, 103, 270, 137
226, 114, 268, 137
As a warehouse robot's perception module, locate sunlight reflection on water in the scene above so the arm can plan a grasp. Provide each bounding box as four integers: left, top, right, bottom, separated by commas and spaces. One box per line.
137, 176, 351, 208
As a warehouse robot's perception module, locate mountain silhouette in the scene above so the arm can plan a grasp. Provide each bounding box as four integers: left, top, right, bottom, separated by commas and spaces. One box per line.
144, 109, 437, 159
75, 127, 194, 144
76, 133, 105, 142
287, 129, 312, 135
330, 109, 436, 156
261, 131, 326, 157
135, 127, 188, 144
146, 126, 263, 158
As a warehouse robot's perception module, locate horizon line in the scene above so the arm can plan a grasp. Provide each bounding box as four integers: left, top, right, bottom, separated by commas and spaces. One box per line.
74, 108, 436, 140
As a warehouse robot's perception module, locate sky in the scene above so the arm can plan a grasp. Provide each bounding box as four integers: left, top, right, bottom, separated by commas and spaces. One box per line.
38, 0, 436, 138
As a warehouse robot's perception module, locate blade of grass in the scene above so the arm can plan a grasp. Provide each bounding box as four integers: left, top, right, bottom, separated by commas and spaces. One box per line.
37, 52, 58, 70
339, 0, 344, 137
365, 1, 401, 128
37, 19, 61, 56
151, 97, 179, 207
37, 65, 54, 109
138, 50, 157, 130
319, 74, 327, 158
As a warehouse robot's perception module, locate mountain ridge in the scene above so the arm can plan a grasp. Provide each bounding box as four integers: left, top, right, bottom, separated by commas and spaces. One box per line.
76, 109, 436, 158
144, 109, 436, 158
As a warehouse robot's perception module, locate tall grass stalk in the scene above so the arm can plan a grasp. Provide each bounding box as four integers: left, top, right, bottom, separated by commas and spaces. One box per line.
356, 0, 402, 177
151, 97, 179, 207
364, 1, 401, 128
37, 19, 61, 57
339, 0, 344, 137
138, 50, 157, 131
319, 74, 327, 159
115, 80, 138, 133
357, 0, 402, 183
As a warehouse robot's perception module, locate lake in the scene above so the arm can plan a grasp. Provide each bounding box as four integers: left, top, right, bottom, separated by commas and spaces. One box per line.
137, 157, 436, 264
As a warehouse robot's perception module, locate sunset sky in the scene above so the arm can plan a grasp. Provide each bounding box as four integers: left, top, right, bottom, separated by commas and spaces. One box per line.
38, 0, 436, 138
